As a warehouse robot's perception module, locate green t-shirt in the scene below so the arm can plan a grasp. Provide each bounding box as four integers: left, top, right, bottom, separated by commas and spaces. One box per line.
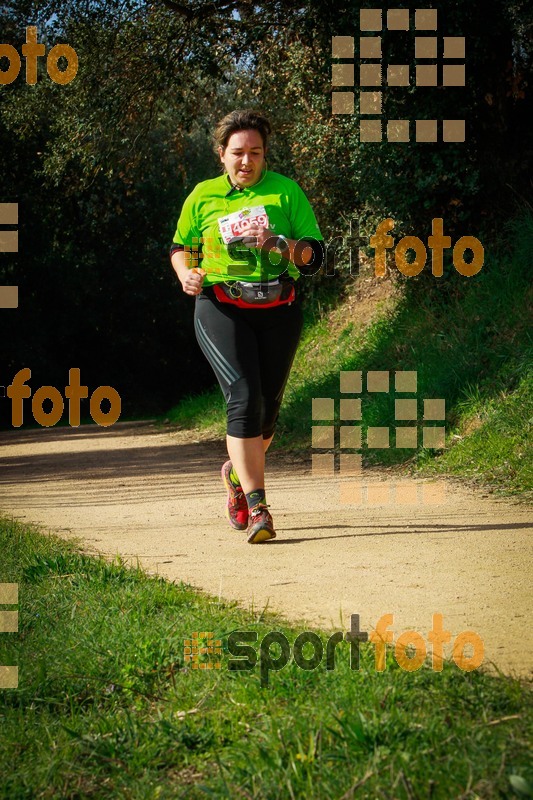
172, 170, 323, 285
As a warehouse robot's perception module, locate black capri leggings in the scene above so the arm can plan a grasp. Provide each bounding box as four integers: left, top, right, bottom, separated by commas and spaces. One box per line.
194, 287, 304, 439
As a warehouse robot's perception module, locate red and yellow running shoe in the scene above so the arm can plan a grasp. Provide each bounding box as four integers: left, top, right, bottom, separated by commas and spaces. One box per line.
247, 504, 276, 544
221, 460, 248, 531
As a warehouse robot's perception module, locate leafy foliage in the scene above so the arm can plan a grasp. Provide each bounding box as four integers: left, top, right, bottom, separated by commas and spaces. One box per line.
0, 0, 531, 417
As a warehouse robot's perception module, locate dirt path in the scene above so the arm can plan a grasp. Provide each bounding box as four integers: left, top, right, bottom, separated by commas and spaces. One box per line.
1, 421, 531, 677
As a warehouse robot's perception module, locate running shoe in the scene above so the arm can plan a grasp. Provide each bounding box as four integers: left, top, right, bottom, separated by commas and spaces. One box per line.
221, 460, 248, 531
247, 504, 276, 544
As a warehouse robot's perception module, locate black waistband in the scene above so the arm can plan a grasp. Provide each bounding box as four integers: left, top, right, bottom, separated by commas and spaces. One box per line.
207, 276, 295, 288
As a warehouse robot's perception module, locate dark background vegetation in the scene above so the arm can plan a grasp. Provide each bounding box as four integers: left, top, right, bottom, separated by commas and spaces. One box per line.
0, 0, 531, 422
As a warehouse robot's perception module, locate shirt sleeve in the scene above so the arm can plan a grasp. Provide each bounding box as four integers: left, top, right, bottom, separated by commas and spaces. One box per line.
173, 187, 202, 246
287, 182, 323, 242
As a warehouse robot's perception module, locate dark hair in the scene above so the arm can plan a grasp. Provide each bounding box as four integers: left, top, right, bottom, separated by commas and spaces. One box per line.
213, 109, 272, 153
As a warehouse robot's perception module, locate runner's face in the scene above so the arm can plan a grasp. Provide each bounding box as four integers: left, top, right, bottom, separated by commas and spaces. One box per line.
218, 129, 266, 188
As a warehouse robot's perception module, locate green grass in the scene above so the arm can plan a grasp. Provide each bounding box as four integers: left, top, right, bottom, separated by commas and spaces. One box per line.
163, 211, 533, 498
421, 370, 533, 498
1, 517, 532, 799
164, 385, 226, 434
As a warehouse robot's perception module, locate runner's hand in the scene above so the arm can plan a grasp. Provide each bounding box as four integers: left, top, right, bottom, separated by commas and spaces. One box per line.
240, 225, 276, 249
181, 267, 206, 296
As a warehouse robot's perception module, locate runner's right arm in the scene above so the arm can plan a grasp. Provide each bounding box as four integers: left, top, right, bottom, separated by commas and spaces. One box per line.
170, 248, 206, 296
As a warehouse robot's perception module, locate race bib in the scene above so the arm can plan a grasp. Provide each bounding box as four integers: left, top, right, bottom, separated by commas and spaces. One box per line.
217, 205, 270, 244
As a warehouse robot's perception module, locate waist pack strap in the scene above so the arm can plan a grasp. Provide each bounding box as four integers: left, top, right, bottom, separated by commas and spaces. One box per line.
212, 281, 295, 309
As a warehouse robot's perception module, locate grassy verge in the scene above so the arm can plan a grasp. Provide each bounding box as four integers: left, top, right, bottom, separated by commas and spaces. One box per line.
1, 516, 532, 799
163, 385, 226, 436
420, 370, 532, 497
163, 211, 532, 498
